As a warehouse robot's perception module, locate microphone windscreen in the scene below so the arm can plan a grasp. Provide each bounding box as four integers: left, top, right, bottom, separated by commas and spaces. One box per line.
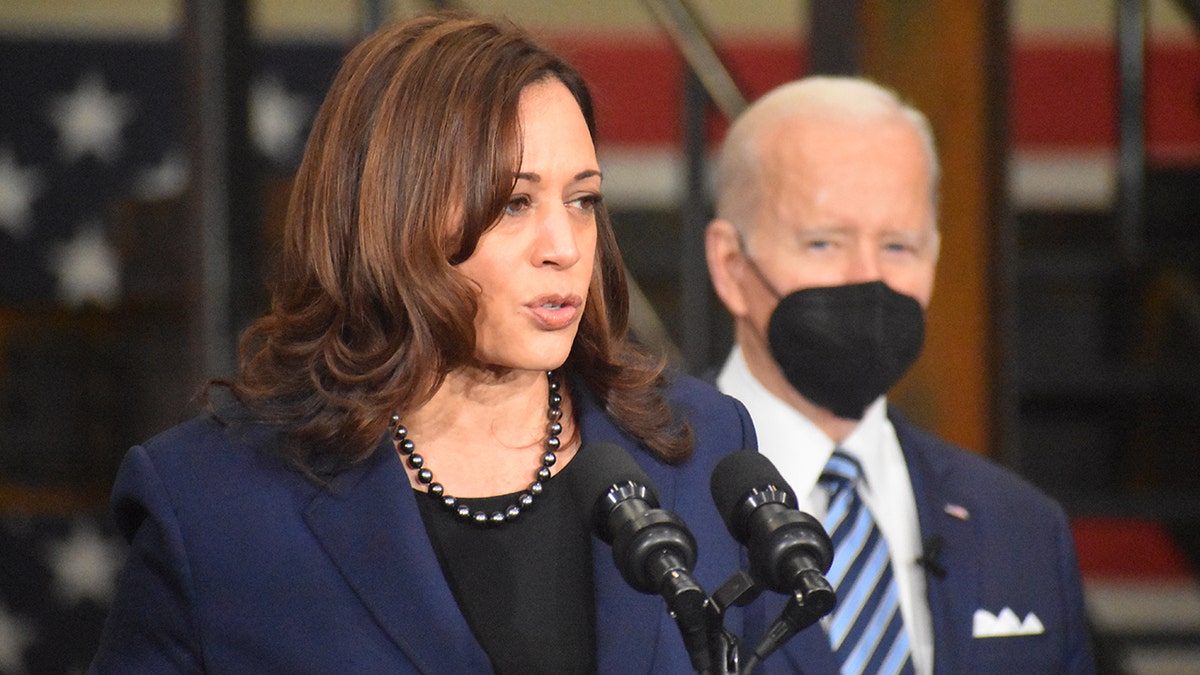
566, 441, 659, 517
710, 450, 798, 536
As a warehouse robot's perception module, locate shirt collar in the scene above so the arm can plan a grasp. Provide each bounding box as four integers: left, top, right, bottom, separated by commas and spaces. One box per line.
717, 346, 889, 495
837, 397, 889, 489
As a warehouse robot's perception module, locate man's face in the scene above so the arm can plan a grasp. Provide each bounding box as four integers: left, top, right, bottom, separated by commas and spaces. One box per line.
736, 114, 940, 336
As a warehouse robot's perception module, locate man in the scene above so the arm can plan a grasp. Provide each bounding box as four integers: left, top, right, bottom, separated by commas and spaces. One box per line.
706, 76, 1094, 674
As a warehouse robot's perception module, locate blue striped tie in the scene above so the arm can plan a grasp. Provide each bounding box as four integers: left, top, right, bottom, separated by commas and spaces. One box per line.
820, 450, 915, 675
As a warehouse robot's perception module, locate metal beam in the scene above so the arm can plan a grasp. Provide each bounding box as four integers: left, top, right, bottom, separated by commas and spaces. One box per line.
641, 0, 750, 372
1116, 0, 1146, 264
183, 0, 251, 379
678, 69, 712, 372
1172, 0, 1200, 35
642, 0, 746, 119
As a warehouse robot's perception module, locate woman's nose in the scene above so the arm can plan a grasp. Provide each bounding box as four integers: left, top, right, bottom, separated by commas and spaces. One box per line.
535, 204, 582, 268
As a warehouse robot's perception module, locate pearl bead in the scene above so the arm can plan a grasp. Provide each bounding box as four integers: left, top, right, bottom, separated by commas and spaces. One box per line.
390, 370, 563, 528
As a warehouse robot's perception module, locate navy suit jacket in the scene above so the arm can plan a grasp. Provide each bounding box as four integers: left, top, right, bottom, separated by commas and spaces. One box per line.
755, 408, 1095, 674
90, 375, 757, 674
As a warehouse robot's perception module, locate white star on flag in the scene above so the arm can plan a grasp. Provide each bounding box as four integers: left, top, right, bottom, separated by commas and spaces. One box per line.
132, 148, 189, 200
46, 521, 125, 606
251, 75, 310, 164
0, 147, 43, 238
0, 603, 37, 675
47, 221, 122, 308
49, 70, 136, 164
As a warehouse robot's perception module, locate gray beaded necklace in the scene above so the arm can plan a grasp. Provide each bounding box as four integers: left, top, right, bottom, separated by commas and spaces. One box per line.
391, 370, 563, 527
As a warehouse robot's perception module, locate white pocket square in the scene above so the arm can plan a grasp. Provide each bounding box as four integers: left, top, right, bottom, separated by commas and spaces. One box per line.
972, 607, 1045, 637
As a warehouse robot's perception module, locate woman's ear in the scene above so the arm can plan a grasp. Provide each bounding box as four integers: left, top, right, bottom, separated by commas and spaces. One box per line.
705, 218, 750, 318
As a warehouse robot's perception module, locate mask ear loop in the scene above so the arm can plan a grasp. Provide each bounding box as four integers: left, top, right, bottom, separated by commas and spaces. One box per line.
734, 230, 785, 301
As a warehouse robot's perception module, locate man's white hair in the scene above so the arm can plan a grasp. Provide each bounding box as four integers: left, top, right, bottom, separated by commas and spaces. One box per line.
714, 76, 940, 234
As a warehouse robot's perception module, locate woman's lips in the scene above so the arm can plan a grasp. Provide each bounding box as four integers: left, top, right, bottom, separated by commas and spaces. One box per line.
527, 294, 583, 330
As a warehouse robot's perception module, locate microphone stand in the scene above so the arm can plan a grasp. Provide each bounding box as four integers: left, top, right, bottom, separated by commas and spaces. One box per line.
708, 565, 836, 675
652, 553, 740, 674
738, 570, 835, 675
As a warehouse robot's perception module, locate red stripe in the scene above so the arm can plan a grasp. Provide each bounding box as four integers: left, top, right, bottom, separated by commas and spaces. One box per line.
545, 35, 803, 147
1072, 516, 1194, 581
1012, 43, 1200, 162
545, 36, 1200, 161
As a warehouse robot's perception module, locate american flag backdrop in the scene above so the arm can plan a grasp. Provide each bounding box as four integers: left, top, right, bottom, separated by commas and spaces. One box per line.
0, 37, 347, 306
0, 511, 124, 674
0, 34, 344, 674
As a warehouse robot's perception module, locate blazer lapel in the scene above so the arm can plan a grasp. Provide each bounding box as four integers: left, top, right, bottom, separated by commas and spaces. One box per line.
591, 538, 664, 672
575, 382, 664, 673
304, 438, 491, 674
893, 413, 981, 674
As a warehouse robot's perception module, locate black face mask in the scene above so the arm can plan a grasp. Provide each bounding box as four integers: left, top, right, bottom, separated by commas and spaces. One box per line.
763, 280, 925, 419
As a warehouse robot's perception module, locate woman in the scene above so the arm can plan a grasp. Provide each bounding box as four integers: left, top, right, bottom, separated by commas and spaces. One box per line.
91, 12, 756, 674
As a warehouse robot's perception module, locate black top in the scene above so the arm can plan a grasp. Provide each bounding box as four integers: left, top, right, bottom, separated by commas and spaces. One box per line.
416, 459, 596, 674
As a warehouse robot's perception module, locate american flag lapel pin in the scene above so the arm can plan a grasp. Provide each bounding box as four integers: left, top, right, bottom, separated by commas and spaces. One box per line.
944, 503, 970, 521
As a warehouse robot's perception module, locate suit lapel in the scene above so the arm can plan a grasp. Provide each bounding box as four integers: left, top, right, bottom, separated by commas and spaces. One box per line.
892, 411, 981, 674
576, 382, 663, 673
304, 438, 491, 674
591, 537, 664, 672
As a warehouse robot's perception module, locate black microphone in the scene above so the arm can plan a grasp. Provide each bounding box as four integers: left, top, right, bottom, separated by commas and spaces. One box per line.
710, 450, 836, 671
710, 450, 835, 599
569, 442, 719, 673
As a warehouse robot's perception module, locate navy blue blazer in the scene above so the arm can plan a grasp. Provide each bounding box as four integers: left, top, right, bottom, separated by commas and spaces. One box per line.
755, 408, 1095, 674
90, 375, 757, 674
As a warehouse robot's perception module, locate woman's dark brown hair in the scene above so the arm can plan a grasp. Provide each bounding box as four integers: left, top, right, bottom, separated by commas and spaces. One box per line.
227, 12, 692, 472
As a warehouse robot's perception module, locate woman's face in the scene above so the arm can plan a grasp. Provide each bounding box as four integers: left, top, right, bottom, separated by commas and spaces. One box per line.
456, 78, 600, 372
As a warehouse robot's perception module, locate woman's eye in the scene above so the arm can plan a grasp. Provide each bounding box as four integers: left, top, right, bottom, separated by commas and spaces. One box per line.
568, 194, 602, 212
505, 195, 531, 216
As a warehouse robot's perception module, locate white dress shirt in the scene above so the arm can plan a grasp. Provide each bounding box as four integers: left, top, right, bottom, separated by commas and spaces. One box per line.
717, 346, 934, 675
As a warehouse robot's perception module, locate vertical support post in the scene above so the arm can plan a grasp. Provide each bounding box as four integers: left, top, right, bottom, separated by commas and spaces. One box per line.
183, 0, 251, 379
362, 0, 387, 36
680, 68, 711, 372
861, 0, 1004, 457
810, 0, 863, 75
184, 0, 232, 380
1116, 0, 1146, 264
